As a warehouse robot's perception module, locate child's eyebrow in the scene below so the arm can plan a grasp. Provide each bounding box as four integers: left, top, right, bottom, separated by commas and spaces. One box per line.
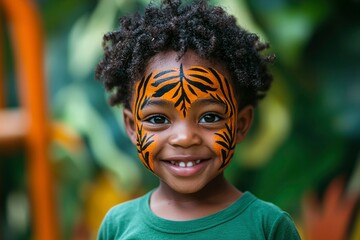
142, 99, 173, 108
142, 98, 226, 109
192, 98, 226, 107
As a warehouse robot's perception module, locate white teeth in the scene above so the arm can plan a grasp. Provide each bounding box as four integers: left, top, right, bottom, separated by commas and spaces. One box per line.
179, 162, 186, 167
169, 160, 202, 167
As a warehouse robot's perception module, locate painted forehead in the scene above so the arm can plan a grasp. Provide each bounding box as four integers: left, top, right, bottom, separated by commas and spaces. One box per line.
134, 64, 238, 118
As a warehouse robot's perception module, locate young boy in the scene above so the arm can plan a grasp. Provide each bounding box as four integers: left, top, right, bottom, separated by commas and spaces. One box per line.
95, 0, 300, 239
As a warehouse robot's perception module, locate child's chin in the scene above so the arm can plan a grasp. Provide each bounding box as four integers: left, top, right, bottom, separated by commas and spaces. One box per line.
166, 181, 208, 195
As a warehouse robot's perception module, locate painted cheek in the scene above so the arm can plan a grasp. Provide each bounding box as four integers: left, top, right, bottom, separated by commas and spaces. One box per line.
213, 114, 237, 170
133, 75, 158, 172
209, 69, 238, 170
135, 123, 157, 171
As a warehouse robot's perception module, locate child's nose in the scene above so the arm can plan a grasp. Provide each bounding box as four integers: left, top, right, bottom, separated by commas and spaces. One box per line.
168, 122, 202, 148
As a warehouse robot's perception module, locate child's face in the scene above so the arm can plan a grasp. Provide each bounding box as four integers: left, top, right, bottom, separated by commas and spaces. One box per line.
124, 50, 253, 194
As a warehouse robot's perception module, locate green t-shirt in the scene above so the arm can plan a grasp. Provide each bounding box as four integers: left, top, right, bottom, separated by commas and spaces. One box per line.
98, 191, 300, 239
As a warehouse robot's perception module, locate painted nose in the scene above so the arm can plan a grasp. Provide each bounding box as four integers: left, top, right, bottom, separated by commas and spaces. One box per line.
168, 122, 202, 148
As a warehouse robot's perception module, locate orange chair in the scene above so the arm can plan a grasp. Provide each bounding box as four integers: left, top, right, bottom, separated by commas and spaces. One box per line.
0, 0, 59, 239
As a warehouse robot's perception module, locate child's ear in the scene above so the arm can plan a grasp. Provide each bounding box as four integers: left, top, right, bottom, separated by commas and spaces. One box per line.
123, 108, 137, 145
235, 105, 254, 144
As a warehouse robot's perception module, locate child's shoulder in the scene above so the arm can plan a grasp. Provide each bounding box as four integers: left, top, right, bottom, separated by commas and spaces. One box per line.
98, 192, 150, 236
97, 192, 150, 239
244, 192, 292, 221
105, 191, 150, 220
245, 192, 284, 213
243, 192, 300, 238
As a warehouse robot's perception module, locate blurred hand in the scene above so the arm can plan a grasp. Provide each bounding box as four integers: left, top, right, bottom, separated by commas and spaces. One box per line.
302, 176, 358, 240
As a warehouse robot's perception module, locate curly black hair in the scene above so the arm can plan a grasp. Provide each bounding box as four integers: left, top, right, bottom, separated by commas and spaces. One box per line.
95, 0, 274, 109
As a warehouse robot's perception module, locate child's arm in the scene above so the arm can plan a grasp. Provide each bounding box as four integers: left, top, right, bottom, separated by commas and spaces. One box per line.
97, 210, 116, 240
268, 213, 301, 240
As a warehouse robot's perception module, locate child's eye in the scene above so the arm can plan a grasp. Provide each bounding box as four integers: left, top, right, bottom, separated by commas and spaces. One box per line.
199, 113, 223, 123
145, 115, 169, 124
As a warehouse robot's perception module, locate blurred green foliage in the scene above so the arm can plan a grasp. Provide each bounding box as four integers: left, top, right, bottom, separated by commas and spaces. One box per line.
1, 0, 359, 239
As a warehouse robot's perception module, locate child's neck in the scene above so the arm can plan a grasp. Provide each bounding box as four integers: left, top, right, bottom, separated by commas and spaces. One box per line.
150, 174, 242, 221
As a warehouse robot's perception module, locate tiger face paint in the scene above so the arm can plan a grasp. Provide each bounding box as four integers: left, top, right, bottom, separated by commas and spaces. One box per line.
133, 65, 238, 171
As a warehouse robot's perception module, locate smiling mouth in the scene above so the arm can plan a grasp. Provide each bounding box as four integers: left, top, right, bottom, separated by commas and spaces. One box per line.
166, 160, 202, 168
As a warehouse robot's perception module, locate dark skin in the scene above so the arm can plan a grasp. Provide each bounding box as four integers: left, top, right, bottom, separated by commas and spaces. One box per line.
151, 173, 242, 220
124, 50, 253, 220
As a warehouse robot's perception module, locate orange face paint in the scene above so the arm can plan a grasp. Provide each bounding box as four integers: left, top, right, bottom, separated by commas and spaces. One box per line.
133, 65, 238, 171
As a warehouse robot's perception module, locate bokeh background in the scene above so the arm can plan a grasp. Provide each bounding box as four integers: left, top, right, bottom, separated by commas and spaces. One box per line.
1, 0, 359, 239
